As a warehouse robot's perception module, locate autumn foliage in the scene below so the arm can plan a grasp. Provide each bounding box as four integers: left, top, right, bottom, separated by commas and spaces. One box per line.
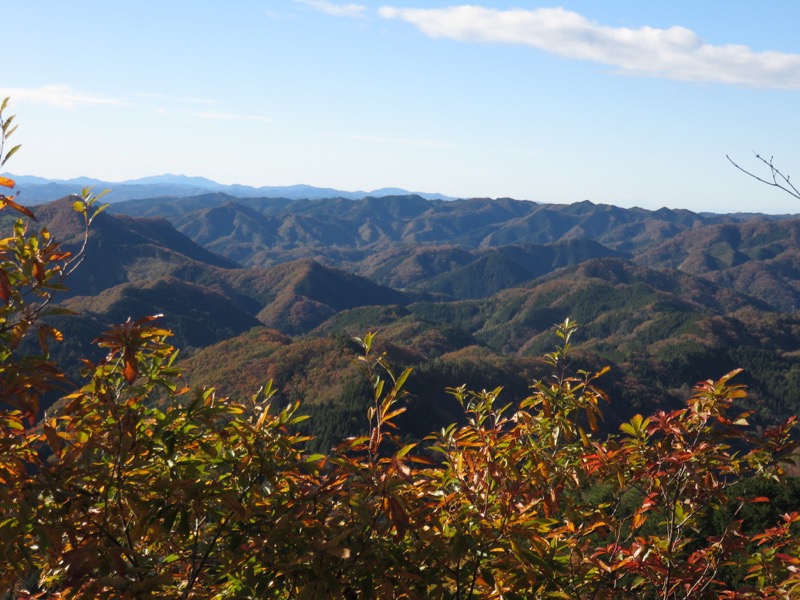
1, 100, 800, 599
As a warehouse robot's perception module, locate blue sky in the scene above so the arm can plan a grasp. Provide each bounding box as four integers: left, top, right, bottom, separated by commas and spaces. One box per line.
3, 1, 800, 213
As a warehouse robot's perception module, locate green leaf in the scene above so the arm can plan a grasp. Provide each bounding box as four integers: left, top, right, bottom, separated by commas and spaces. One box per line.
5, 419, 23, 431
396, 443, 417, 459
0, 144, 20, 167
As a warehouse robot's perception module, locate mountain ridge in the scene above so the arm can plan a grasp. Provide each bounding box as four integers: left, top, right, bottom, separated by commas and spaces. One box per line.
16, 193, 800, 448
3, 173, 457, 203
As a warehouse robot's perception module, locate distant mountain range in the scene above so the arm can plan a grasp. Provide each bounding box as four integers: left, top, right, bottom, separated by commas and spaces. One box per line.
12, 190, 800, 449
2, 173, 456, 203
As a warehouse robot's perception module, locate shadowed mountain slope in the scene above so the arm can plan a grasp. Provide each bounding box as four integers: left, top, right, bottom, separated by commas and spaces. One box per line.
32, 197, 240, 298
244, 259, 409, 335
28, 198, 411, 350
62, 276, 262, 349
106, 195, 751, 271
636, 218, 800, 311
412, 240, 624, 299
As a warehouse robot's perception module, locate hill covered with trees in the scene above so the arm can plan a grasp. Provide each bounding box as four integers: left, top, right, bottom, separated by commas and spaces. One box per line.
12, 184, 800, 449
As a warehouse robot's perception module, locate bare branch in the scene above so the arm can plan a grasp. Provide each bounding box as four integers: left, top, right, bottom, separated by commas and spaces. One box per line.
727, 152, 800, 201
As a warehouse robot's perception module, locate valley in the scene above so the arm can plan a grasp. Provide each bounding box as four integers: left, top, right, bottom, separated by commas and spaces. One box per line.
25, 190, 800, 451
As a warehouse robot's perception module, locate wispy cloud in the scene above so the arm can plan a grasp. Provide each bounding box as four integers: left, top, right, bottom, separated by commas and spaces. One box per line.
295, 0, 366, 18
196, 110, 272, 124
379, 5, 800, 89
0, 84, 120, 109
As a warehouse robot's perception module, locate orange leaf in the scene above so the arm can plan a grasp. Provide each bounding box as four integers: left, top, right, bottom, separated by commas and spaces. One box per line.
0, 176, 15, 188
632, 511, 648, 530
32, 260, 45, 284
587, 408, 599, 432
1, 194, 36, 220
123, 358, 138, 384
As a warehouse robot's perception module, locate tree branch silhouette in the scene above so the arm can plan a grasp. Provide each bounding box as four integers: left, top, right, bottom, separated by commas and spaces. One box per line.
727, 152, 800, 201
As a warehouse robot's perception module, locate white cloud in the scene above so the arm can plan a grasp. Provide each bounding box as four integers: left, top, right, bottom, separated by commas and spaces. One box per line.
196, 110, 272, 124
0, 84, 120, 109
379, 5, 800, 89
295, 0, 366, 18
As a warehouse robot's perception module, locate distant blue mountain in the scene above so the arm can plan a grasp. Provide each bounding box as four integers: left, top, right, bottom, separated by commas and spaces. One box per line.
120, 174, 227, 188
1, 173, 457, 203
9, 174, 107, 186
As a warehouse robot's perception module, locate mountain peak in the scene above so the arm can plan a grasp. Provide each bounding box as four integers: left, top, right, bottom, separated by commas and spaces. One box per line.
121, 174, 226, 187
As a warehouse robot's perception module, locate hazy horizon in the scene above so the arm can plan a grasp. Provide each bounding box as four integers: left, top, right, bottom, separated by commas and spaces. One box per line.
4, 1, 800, 214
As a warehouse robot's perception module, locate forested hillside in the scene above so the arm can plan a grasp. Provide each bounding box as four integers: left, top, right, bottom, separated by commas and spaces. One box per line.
10, 189, 795, 450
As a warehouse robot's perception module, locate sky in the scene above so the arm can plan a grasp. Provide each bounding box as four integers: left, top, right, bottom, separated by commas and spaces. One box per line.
3, 1, 800, 214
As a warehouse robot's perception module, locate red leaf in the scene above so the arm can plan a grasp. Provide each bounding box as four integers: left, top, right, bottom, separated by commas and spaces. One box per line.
0, 269, 11, 304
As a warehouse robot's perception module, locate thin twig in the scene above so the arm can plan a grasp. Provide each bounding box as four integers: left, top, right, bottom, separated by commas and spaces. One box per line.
727, 153, 800, 201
